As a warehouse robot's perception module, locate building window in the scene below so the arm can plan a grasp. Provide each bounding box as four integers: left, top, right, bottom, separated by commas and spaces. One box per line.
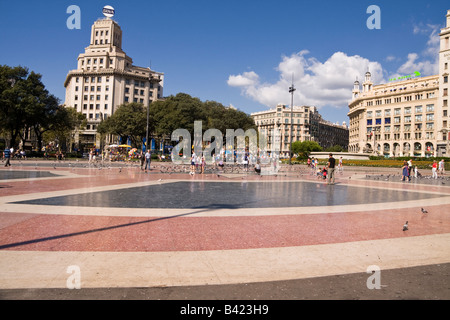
444, 76, 448, 84
426, 114, 434, 121
415, 106, 422, 113
426, 104, 434, 112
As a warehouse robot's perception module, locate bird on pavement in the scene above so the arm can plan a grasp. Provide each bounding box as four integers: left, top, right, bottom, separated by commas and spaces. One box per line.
403, 221, 409, 231
421, 208, 428, 214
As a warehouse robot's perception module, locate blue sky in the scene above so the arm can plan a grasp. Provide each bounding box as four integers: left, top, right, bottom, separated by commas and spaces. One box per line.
0, 0, 448, 124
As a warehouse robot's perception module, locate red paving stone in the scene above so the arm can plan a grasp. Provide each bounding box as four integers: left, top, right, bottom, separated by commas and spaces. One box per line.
0, 206, 449, 252
1, 164, 449, 253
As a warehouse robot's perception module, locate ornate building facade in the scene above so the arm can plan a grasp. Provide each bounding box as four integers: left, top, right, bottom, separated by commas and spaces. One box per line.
64, 16, 164, 150
251, 104, 349, 157
348, 9, 450, 157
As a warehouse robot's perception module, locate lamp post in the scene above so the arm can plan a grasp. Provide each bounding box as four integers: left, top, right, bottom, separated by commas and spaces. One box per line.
289, 80, 296, 165
145, 102, 149, 152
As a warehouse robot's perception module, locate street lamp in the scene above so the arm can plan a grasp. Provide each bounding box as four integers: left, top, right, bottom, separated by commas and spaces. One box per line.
289, 80, 296, 165
145, 102, 149, 152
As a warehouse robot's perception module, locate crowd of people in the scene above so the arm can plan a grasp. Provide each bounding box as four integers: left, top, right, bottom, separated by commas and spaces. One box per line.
1, 145, 447, 183
401, 158, 445, 181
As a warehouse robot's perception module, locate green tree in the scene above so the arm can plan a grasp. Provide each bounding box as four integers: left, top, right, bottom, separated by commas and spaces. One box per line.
0, 65, 30, 148
292, 140, 323, 156
42, 106, 86, 152
325, 145, 345, 153
97, 102, 147, 147
0, 65, 70, 150
149, 93, 256, 140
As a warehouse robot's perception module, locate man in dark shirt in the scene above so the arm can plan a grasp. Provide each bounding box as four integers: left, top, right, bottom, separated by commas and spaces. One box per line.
327, 153, 336, 185
4, 147, 11, 167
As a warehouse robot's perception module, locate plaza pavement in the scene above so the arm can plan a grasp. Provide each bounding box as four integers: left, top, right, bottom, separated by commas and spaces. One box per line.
0, 158, 449, 301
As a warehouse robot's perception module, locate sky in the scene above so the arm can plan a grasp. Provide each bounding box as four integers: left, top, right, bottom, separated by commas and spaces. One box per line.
0, 0, 449, 125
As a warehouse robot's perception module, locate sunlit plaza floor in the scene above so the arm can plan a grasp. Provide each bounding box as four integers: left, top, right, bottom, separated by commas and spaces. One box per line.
0, 159, 449, 300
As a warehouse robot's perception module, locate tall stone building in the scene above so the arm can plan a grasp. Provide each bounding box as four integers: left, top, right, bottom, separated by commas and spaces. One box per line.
64, 15, 164, 150
348, 9, 450, 157
251, 104, 349, 157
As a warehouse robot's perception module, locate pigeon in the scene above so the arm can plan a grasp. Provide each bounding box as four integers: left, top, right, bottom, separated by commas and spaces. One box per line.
403, 221, 409, 231
421, 208, 428, 214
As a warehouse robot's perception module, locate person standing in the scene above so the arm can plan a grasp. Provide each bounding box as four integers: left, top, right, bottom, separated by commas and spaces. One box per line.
144, 150, 151, 172
338, 157, 343, 174
139, 151, 145, 170
3, 147, 11, 167
432, 160, 438, 179
201, 155, 206, 174
439, 159, 445, 175
327, 153, 336, 185
190, 152, 196, 175
407, 159, 412, 180
401, 161, 409, 182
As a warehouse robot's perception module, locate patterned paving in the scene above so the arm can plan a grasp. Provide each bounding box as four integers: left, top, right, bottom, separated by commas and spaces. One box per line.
0, 161, 449, 296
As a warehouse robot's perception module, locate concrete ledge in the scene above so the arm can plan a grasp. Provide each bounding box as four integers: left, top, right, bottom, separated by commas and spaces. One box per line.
309, 152, 370, 160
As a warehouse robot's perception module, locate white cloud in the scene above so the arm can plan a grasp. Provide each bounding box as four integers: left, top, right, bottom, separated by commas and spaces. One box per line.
227, 51, 384, 110
397, 24, 440, 76
227, 71, 259, 87
385, 55, 396, 62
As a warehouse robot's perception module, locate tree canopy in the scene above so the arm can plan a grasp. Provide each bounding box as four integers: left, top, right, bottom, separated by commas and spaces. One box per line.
149, 93, 256, 138
292, 140, 323, 156
0, 65, 84, 150
97, 102, 148, 147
